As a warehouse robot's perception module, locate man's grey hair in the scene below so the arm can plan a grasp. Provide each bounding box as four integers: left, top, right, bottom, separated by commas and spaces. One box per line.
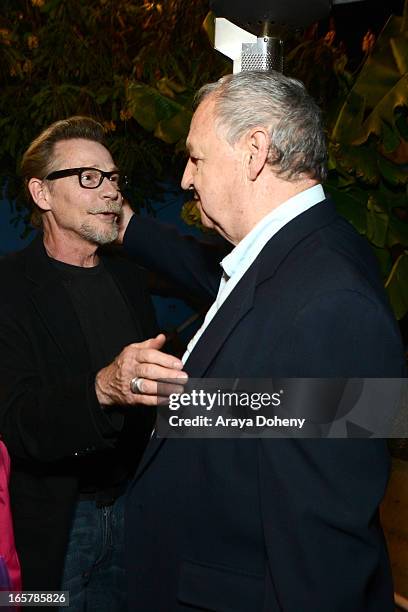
194, 71, 327, 182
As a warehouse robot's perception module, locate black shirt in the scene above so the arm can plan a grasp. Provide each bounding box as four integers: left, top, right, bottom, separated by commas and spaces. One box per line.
52, 257, 142, 506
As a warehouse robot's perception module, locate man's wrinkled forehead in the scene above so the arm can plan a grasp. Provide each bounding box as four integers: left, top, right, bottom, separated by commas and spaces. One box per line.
186, 96, 220, 150
50, 138, 116, 171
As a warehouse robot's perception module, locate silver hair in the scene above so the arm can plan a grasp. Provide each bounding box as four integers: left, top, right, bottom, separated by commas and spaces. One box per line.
194, 71, 327, 182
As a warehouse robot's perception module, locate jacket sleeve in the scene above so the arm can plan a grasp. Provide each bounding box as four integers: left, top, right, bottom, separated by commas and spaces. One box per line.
0, 309, 118, 463
259, 290, 404, 611
123, 214, 229, 300
260, 437, 392, 611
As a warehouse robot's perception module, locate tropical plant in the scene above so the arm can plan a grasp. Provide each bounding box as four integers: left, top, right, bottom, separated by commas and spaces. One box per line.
323, 7, 408, 321
289, 7, 408, 319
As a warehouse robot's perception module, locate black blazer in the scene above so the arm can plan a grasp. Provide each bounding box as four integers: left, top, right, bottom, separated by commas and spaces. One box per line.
0, 235, 157, 590
123, 199, 406, 612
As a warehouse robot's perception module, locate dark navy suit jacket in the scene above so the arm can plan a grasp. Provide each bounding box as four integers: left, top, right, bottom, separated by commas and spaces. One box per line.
124, 198, 405, 612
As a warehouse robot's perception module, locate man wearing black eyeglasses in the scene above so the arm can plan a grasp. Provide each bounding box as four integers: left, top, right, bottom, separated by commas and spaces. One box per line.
0, 116, 185, 611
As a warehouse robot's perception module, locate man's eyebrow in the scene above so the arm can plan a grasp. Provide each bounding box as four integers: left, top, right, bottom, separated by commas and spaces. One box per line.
80, 164, 119, 172
185, 144, 200, 159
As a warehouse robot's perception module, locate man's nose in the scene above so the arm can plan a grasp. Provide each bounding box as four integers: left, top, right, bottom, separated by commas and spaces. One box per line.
100, 177, 120, 198
181, 159, 193, 191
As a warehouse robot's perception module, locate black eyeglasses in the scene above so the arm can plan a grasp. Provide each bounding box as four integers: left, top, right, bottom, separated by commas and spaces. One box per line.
44, 167, 128, 190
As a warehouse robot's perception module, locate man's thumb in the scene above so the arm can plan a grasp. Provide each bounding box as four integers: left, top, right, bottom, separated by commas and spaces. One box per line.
146, 333, 167, 349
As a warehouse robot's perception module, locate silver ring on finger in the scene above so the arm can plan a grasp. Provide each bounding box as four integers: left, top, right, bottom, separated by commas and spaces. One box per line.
130, 377, 144, 394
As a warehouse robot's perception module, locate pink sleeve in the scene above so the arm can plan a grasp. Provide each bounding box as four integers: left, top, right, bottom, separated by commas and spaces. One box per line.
0, 440, 22, 592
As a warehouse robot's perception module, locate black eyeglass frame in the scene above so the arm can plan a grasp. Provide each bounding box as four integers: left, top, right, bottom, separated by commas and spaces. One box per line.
44, 167, 127, 190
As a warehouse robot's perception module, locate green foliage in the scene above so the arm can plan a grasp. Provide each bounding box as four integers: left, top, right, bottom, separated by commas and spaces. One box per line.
323, 8, 408, 320
283, 6, 408, 319
0, 0, 228, 219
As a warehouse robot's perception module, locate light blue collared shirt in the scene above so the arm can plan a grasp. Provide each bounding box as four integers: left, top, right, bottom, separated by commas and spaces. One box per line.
182, 184, 326, 364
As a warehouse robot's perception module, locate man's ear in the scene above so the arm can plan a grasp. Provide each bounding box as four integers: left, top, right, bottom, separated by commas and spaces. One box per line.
246, 128, 270, 181
28, 178, 52, 212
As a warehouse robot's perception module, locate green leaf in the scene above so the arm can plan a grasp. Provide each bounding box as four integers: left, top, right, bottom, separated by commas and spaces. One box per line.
41, 0, 65, 14
377, 155, 408, 185
202, 11, 216, 47
381, 119, 401, 153
395, 110, 408, 139
330, 142, 380, 184
403, 0, 408, 33
353, 16, 405, 109
366, 196, 389, 247
95, 93, 109, 105
331, 15, 408, 146
324, 184, 367, 234
385, 251, 408, 319
127, 82, 185, 132
154, 109, 192, 145
390, 35, 408, 75
354, 74, 408, 144
372, 245, 392, 278
330, 90, 365, 143
389, 216, 408, 247
376, 180, 408, 215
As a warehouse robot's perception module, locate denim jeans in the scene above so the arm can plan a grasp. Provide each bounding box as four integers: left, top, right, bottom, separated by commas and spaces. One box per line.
59, 495, 126, 612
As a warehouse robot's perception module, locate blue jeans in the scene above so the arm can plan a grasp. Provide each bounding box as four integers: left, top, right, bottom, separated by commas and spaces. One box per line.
59, 495, 126, 612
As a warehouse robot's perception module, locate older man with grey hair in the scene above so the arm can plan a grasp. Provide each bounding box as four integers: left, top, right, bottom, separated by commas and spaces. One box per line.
108, 71, 405, 611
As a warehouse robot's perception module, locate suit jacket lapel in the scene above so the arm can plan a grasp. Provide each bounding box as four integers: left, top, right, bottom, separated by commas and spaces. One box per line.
133, 264, 258, 478
184, 264, 257, 377
185, 199, 337, 377
133, 433, 164, 479
24, 235, 91, 373
133, 260, 259, 479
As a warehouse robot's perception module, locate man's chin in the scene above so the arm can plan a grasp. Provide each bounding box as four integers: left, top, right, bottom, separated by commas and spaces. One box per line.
199, 212, 214, 230
79, 222, 119, 246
